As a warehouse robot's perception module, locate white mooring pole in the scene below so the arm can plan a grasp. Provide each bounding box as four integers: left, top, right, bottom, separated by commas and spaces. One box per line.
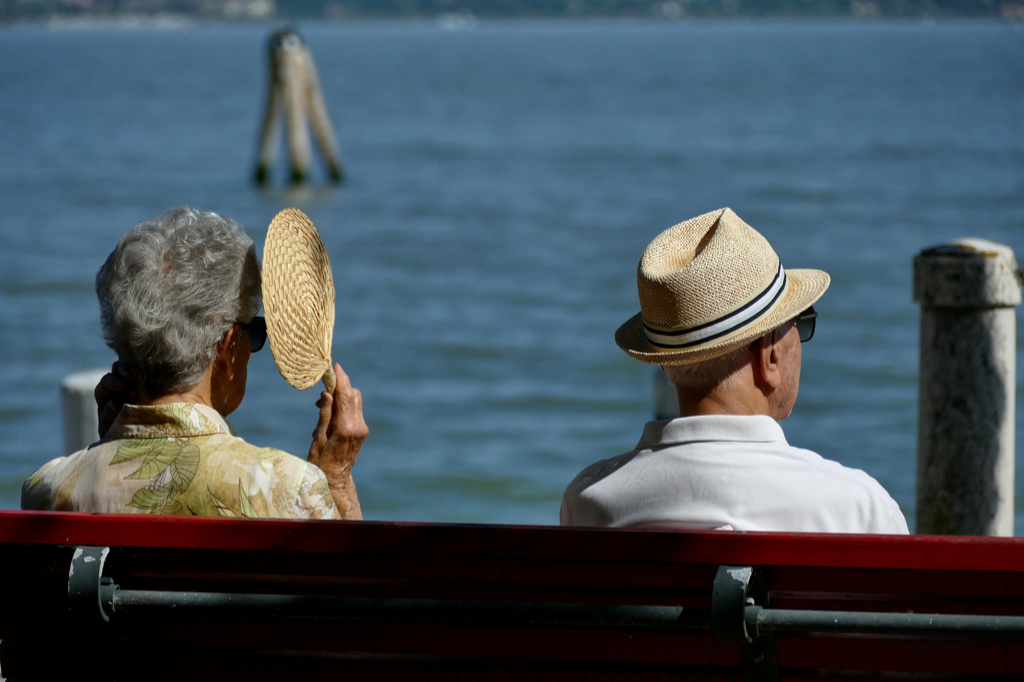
914, 239, 1023, 536
654, 369, 680, 421
61, 368, 109, 455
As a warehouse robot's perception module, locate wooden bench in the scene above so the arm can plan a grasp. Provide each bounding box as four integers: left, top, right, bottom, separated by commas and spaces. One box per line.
0, 510, 1022, 680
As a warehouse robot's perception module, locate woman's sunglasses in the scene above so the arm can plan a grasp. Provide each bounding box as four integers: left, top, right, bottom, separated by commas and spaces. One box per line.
238, 316, 268, 353
795, 306, 817, 343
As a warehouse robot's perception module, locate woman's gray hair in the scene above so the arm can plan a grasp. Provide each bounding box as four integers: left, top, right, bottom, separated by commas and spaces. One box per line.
662, 344, 753, 395
96, 207, 261, 397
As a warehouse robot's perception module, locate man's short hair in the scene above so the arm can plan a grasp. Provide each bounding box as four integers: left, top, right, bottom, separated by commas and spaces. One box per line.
662, 343, 753, 394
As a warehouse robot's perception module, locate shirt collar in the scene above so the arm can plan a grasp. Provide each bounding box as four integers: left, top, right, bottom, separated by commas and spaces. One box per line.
637, 414, 787, 450
107, 403, 234, 440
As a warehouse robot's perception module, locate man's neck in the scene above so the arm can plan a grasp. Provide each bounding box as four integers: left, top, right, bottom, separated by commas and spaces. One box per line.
676, 386, 776, 420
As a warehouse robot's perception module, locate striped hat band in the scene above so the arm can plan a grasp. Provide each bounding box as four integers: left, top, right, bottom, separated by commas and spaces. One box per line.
642, 264, 787, 350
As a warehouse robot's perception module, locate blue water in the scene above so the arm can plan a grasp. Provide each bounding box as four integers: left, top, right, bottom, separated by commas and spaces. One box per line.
1, 19, 1022, 529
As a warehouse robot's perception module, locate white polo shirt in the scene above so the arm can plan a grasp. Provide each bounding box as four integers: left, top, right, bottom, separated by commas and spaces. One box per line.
560, 414, 909, 534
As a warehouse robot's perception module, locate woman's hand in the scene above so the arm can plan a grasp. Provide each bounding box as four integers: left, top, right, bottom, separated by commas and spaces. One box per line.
94, 361, 137, 439
308, 363, 367, 520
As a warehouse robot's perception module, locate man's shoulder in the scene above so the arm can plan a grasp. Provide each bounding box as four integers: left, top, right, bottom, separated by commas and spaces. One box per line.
564, 451, 640, 496
559, 417, 908, 534
559, 446, 655, 527
782, 443, 892, 495
791, 451, 909, 532
726, 438, 906, 528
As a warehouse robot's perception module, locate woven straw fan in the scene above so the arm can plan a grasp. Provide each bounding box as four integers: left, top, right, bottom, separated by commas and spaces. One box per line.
262, 207, 337, 393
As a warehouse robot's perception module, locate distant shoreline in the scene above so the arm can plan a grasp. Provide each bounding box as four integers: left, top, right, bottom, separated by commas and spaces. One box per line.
3, 0, 1021, 26
3, 13, 1021, 30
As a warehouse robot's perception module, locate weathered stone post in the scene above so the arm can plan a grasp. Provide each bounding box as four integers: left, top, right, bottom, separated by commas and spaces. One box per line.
61, 368, 109, 455
914, 239, 1022, 535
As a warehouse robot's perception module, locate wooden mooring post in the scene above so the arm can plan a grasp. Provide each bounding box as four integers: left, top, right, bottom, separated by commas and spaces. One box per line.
914, 239, 1023, 536
254, 28, 343, 186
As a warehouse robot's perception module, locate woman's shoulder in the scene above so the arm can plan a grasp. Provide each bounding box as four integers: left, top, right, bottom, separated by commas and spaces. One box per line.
201, 433, 310, 470
180, 435, 329, 518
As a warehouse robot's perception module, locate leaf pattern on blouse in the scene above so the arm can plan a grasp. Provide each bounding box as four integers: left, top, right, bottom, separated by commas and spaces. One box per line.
21, 402, 340, 521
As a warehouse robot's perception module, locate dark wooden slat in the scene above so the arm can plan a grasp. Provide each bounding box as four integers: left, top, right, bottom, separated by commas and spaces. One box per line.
113, 547, 720, 594
769, 565, 1024, 599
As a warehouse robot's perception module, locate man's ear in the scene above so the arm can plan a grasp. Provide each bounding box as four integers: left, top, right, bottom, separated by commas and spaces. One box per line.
756, 329, 784, 390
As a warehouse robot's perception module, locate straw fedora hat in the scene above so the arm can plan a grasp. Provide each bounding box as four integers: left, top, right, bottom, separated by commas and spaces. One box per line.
615, 208, 830, 365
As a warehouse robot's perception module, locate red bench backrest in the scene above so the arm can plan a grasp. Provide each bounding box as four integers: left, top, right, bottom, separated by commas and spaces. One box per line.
0, 511, 1022, 681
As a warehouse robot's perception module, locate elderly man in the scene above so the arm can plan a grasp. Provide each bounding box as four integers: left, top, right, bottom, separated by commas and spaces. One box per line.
23, 207, 366, 519
561, 208, 908, 534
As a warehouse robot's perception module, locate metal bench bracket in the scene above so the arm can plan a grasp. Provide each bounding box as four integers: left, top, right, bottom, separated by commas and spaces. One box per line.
712, 565, 779, 682
68, 545, 115, 623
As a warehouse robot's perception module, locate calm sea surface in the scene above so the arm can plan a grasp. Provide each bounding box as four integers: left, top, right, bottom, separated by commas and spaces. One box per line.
1, 19, 1022, 529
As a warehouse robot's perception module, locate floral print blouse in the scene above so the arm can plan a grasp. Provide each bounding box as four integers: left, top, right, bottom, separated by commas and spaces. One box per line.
22, 403, 340, 520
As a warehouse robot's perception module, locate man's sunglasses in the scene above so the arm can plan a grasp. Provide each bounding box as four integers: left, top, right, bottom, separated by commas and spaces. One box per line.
238, 316, 268, 353
795, 306, 817, 343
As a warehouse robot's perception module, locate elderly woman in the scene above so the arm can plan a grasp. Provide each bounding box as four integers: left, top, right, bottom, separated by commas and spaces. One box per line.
22, 207, 366, 519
